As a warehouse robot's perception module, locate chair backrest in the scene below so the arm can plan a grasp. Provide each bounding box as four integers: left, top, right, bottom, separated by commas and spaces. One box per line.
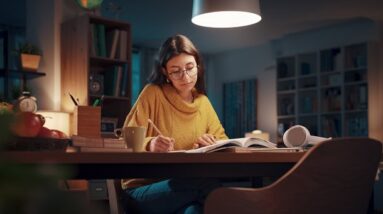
205, 138, 382, 214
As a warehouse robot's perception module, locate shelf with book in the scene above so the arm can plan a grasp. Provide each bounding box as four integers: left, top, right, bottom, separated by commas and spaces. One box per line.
344, 69, 367, 83
321, 113, 342, 137
61, 15, 132, 131
298, 76, 317, 89
277, 57, 295, 79
277, 93, 295, 116
320, 71, 342, 87
320, 87, 342, 112
277, 79, 295, 92
344, 111, 368, 137
344, 83, 368, 111
344, 43, 367, 70
298, 52, 317, 76
276, 42, 370, 139
297, 115, 318, 136
298, 90, 318, 114
320, 47, 342, 73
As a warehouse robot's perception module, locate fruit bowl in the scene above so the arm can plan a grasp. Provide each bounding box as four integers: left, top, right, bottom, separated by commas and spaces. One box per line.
5, 136, 70, 151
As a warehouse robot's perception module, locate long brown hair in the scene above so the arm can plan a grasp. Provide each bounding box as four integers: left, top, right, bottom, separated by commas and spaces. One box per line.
148, 34, 206, 94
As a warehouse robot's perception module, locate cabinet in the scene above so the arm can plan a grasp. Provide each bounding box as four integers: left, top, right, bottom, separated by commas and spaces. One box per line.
276, 43, 369, 139
61, 15, 132, 133
0, 30, 46, 101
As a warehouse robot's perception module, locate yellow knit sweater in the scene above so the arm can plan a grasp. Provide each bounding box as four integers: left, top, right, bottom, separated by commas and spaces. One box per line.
123, 83, 228, 150
122, 84, 228, 189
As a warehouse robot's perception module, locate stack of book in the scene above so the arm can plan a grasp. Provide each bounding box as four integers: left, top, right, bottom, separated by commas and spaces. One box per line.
72, 135, 132, 152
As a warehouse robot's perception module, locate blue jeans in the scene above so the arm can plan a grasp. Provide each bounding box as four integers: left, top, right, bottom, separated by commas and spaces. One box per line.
124, 178, 221, 214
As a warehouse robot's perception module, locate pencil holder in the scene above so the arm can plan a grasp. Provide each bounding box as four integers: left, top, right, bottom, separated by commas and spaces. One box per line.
72, 106, 101, 138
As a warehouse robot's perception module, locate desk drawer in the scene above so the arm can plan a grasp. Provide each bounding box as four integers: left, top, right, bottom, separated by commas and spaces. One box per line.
88, 180, 108, 200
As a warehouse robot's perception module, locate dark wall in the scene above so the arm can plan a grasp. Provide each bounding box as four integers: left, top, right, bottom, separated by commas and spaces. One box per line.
0, 0, 25, 27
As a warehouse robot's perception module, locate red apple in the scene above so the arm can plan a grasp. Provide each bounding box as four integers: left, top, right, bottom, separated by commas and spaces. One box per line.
49, 129, 68, 139
37, 127, 59, 138
38, 127, 68, 139
52, 129, 68, 139
11, 112, 45, 137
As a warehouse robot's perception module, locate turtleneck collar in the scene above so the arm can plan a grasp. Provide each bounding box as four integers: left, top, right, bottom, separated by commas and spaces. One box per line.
162, 83, 201, 113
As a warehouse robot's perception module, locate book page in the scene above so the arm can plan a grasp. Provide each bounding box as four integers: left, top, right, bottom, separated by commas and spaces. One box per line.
244, 137, 277, 148
184, 139, 243, 153
170, 138, 277, 153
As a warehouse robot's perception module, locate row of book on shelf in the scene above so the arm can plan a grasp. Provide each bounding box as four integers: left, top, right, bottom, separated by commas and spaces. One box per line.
90, 23, 128, 60
89, 64, 129, 97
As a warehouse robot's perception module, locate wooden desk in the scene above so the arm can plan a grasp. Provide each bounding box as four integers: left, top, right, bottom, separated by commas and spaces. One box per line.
3, 151, 305, 179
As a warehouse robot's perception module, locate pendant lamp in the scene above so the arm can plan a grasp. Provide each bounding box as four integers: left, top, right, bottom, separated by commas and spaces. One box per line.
192, 0, 262, 28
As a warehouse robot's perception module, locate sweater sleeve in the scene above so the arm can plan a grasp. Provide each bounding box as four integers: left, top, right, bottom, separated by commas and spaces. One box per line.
205, 98, 228, 140
123, 85, 154, 150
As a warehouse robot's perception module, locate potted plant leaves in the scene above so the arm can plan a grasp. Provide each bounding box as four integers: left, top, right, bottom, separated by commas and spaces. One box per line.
16, 43, 42, 71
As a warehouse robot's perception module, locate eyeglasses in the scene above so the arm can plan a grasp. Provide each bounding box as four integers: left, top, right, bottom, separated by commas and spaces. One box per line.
168, 66, 198, 80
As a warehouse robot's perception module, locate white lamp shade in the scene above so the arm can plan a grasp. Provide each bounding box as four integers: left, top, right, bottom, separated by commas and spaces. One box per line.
192, 0, 262, 28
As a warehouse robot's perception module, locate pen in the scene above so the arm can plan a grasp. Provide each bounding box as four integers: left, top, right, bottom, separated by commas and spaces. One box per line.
68, 92, 78, 106
148, 119, 163, 135
148, 119, 175, 151
92, 99, 100, 106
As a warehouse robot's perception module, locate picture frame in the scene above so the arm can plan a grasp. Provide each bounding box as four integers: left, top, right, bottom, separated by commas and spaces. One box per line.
101, 117, 118, 135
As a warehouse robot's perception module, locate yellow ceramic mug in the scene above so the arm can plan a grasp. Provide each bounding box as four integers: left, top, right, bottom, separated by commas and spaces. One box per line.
114, 126, 146, 152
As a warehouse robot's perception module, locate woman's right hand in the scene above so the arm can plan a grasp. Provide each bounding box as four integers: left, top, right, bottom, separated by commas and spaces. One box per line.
149, 135, 175, 152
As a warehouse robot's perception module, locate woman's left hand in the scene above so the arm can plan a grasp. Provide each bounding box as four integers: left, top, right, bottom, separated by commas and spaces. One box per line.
193, 134, 216, 149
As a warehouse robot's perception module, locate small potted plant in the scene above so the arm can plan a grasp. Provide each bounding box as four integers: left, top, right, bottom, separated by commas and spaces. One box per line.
16, 43, 42, 71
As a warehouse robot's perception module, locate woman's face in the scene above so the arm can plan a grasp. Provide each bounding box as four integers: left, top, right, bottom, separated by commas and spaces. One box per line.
164, 53, 198, 94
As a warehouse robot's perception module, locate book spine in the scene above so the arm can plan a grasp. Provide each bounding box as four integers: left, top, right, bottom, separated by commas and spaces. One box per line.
120, 64, 128, 97
114, 66, 123, 96
109, 29, 120, 59
89, 24, 97, 57
97, 24, 107, 57
103, 66, 117, 96
119, 30, 127, 60
91, 24, 99, 57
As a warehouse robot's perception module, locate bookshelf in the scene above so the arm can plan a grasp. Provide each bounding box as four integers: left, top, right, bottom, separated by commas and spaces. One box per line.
276, 43, 369, 139
61, 15, 132, 132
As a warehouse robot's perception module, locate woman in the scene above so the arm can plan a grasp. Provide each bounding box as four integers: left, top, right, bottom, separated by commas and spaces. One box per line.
123, 34, 228, 213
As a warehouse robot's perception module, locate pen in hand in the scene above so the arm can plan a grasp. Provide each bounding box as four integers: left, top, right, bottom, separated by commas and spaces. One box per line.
148, 119, 163, 135
148, 119, 174, 151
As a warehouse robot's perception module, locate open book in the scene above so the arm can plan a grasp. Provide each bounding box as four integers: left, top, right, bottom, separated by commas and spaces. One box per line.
179, 137, 277, 153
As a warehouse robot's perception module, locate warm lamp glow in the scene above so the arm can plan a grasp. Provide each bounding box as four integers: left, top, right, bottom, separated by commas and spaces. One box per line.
192, 0, 262, 28
37, 110, 70, 136
192, 11, 261, 28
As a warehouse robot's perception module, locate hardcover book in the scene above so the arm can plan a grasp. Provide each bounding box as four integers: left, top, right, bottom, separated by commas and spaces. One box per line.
176, 137, 277, 153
